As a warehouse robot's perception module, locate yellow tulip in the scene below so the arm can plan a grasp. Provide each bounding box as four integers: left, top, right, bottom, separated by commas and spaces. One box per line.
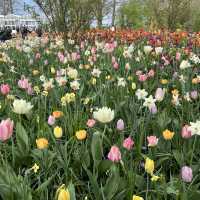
145, 157, 154, 175
57, 185, 70, 200
163, 129, 174, 140
54, 126, 63, 138
132, 195, 144, 200
36, 138, 48, 149
75, 130, 87, 140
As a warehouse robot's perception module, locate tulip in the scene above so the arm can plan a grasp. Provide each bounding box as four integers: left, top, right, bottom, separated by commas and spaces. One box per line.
147, 136, 158, 147
190, 90, 198, 100
181, 125, 192, 139
163, 129, 174, 140
148, 69, 155, 77
155, 88, 165, 101
108, 146, 121, 163
48, 115, 55, 126
75, 130, 87, 140
53, 111, 63, 119
138, 74, 148, 82
54, 126, 63, 138
36, 138, 48, 149
0, 118, 14, 141
181, 166, 193, 182
116, 119, 124, 131
0, 84, 10, 95
145, 157, 154, 175
86, 119, 96, 128
57, 185, 70, 200
123, 137, 134, 150
132, 195, 144, 200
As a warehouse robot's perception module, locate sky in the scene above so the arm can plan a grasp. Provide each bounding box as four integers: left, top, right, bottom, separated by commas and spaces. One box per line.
14, 0, 40, 15
14, 0, 111, 25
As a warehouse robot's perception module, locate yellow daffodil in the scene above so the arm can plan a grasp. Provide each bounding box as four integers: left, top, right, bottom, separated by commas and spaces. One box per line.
31, 163, 39, 173
131, 82, 136, 90
151, 175, 160, 182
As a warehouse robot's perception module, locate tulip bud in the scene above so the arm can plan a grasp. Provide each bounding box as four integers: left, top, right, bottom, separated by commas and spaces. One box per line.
181, 166, 193, 182
116, 119, 124, 131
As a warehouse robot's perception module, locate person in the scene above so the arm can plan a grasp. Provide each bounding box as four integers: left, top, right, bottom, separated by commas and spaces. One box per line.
0, 28, 12, 42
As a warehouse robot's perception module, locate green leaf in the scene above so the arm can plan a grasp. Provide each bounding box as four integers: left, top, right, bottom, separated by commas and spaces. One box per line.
103, 165, 120, 200
35, 175, 55, 194
16, 122, 30, 157
68, 182, 76, 200
91, 132, 103, 168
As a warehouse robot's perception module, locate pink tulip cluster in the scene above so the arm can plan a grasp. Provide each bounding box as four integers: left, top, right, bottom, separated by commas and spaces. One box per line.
136, 69, 155, 82
18, 76, 33, 95
0, 118, 14, 141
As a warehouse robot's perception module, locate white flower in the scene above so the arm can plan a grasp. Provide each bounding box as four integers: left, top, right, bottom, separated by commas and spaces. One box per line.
190, 53, 200, 64
144, 45, 153, 54
117, 78, 126, 87
136, 89, 148, 100
67, 68, 78, 79
85, 50, 91, 56
43, 79, 54, 90
179, 60, 191, 69
143, 95, 156, 108
70, 80, 80, 90
189, 120, 200, 135
13, 99, 33, 114
91, 68, 101, 78
40, 75, 46, 82
155, 47, 163, 55
93, 107, 114, 123
155, 88, 165, 101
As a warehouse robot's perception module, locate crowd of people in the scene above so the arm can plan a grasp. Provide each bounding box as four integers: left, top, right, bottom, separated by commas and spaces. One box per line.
0, 26, 42, 42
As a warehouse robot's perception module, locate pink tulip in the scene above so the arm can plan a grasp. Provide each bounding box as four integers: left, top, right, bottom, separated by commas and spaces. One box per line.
138, 74, 148, 82
147, 136, 158, 147
35, 53, 41, 60
0, 84, 10, 95
44, 60, 48, 65
48, 115, 55, 126
181, 166, 193, 182
136, 70, 142, 76
86, 119, 96, 128
113, 62, 119, 70
18, 77, 29, 90
181, 125, 192, 139
108, 146, 121, 163
123, 137, 134, 150
0, 118, 14, 141
148, 69, 155, 77
190, 91, 198, 100
150, 104, 157, 114
176, 52, 181, 60
116, 119, 124, 131
155, 88, 165, 101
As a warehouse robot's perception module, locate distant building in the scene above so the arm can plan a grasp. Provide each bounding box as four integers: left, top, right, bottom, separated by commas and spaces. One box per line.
0, 0, 13, 15
0, 14, 41, 30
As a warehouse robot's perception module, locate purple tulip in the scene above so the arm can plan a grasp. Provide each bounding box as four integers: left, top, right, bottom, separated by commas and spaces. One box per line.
181, 166, 193, 182
116, 119, 124, 131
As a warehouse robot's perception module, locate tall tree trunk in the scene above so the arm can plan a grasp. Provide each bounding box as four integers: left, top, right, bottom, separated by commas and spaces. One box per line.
111, 0, 116, 26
